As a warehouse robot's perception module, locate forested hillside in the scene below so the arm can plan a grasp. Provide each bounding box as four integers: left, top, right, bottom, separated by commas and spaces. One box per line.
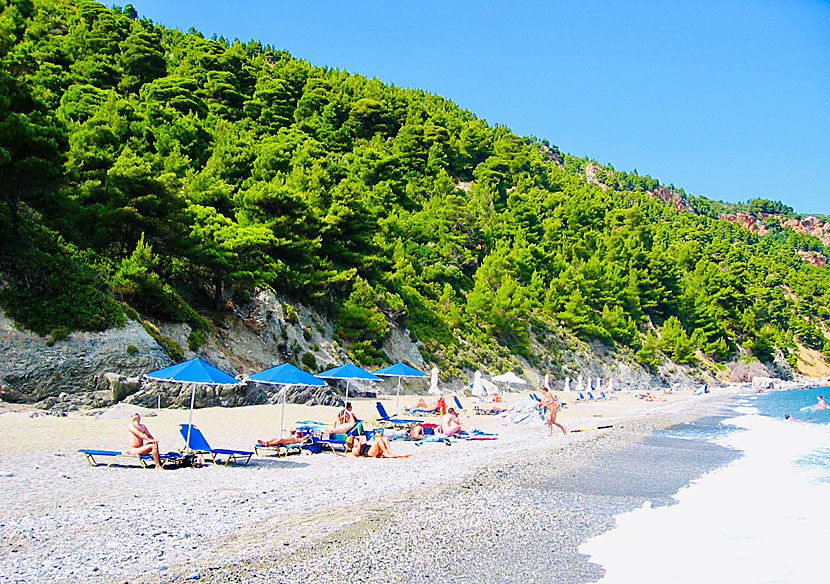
2, 0, 829, 381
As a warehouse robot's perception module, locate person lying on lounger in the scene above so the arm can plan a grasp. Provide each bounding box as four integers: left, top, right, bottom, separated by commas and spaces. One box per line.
127, 412, 162, 470
331, 402, 357, 434
439, 408, 468, 437
257, 428, 309, 447
345, 434, 395, 458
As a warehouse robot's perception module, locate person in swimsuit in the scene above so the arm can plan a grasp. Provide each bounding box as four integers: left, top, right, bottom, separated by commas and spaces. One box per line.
345, 434, 395, 458
331, 402, 357, 434
539, 387, 566, 436
817, 395, 826, 410
127, 413, 162, 469
439, 408, 467, 437
257, 428, 308, 447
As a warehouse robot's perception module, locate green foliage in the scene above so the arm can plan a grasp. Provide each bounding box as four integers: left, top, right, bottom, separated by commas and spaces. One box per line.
0, 0, 829, 378
301, 351, 317, 371
187, 328, 206, 351
142, 320, 184, 362
126, 344, 138, 355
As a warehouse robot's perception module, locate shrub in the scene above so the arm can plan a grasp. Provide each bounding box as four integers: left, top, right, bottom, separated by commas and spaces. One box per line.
188, 328, 206, 351
45, 326, 70, 346
126, 344, 138, 355
142, 320, 184, 362
301, 352, 317, 371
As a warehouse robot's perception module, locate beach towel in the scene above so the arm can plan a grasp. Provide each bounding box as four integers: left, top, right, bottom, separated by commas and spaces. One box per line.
498, 396, 546, 426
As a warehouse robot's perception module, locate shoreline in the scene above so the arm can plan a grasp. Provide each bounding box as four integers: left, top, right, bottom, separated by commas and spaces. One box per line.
168, 396, 740, 584
0, 389, 746, 584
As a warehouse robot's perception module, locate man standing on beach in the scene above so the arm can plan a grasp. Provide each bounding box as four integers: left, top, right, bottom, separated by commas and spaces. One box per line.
539, 387, 567, 436
127, 413, 162, 469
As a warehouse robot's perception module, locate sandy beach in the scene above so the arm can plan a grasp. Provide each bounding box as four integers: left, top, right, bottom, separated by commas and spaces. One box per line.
0, 388, 740, 584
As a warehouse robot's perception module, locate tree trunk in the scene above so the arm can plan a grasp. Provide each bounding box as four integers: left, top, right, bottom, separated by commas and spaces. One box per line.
213, 274, 224, 312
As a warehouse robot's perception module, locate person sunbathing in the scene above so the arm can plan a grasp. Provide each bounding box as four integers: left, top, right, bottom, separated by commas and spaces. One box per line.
439, 408, 467, 436
257, 428, 308, 447
345, 434, 395, 458
331, 402, 357, 434
409, 397, 436, 411
127, 412, 162, 470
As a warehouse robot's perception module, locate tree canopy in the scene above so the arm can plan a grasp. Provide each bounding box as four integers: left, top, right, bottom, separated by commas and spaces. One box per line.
1, 0, 829, 373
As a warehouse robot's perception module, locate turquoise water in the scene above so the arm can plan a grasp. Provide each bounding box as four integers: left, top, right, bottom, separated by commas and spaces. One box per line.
581, 386, 830, 583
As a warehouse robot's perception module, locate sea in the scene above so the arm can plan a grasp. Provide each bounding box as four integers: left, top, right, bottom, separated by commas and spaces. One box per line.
580, 386, 830, 584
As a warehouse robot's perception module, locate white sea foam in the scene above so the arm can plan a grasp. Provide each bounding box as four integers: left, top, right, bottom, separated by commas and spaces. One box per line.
580, 413, 830, 583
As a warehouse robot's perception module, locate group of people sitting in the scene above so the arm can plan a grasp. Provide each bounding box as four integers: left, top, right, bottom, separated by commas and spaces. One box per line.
253, 401, 472, 459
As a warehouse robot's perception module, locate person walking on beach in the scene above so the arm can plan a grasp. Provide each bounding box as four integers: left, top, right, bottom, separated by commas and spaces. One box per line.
539, 387, 566, 436
127, 413, 162, 469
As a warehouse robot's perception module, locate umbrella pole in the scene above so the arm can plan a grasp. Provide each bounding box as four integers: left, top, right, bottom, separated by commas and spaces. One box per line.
280, 384, 289, 436
186, 385, 195, 453
345, 380, 350, 406
396, 377, 401, 413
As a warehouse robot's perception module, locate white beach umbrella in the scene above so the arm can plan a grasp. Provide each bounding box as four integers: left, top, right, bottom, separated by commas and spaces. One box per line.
471, 370, 487, 400
492, 371, 528, 393
428, 367, 441, 396
544, 374, 551, 391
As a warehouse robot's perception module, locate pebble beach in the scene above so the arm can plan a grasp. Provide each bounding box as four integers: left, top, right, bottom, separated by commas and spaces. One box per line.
0, 389, 741, 584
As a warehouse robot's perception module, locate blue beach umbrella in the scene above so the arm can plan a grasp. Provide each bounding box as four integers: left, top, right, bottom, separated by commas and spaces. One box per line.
316, 362, 381, 406
144, 357, 239, 452
248, 363, 326, 435
373, 362, 428, 413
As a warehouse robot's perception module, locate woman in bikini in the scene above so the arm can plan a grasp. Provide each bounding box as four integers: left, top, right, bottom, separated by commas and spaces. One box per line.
345, 434, 395, 458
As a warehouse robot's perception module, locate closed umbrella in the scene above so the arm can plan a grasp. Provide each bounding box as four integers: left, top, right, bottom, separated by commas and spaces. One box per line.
316, 362, 381, 406
471, 370, 486, 406
428, 367, 441, 397
248, 362, 326, 436
373, 362, 428, 413
143, 357, 239, 452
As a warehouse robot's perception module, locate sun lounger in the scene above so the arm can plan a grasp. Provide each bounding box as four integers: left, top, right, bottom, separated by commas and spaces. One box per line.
179, 425, 254, 466
78, 449, 182, 468
404, 406, 440, 416
254, 437, 311, 457
453, 396, 465, 411
375, 402, 425, 427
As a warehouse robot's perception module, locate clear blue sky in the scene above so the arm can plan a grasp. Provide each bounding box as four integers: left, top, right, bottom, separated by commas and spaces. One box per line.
127, 0, 830, 215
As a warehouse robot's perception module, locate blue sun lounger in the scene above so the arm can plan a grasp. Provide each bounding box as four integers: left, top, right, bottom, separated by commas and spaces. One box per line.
179, 425, 254, 466
78, 449, 182, 468
302, 421, 374, 453
375, 402, 424, 427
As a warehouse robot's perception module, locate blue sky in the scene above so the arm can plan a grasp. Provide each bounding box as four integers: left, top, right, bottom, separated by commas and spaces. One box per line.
127, 0, 830, 215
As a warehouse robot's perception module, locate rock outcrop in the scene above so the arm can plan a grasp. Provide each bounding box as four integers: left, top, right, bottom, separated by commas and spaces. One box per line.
0, 313, 171, 404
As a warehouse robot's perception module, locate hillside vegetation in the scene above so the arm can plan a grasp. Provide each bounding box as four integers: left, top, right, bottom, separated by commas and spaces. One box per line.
2, 0, 829, 381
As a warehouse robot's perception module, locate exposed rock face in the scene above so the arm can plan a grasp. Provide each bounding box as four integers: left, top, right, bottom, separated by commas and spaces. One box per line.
718, 212, 769, 236
647, 185, 695, 213
0, 313, 171, 404
796, 250, 827, 267
539, 144, 564, 167
781, 216, 830, 247
584, 162, 611, 191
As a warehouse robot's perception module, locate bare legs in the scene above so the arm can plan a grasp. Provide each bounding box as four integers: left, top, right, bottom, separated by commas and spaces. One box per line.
131, 443, 162, 469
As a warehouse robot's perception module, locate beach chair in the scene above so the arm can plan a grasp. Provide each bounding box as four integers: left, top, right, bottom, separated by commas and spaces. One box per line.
453, 395, 465, 412
576, 392, 586, 401
253, 436, 311, 457
179, 425, 254, 466
586, 392, 596, 400
375, 402, 425, 428
302, 420, 376, 453
78, 449, 182, 468
473, 404, 507, 415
